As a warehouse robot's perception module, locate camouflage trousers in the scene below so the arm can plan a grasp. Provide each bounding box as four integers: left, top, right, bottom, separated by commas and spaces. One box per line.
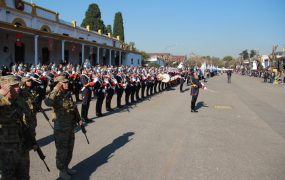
27, 115, 37, 138
54, 130, 75, 171
0, 145, 30, 180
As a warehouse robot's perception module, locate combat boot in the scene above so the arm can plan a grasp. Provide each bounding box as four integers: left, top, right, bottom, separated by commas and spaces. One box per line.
59, 170, 71, 180
67, 168, 77, 175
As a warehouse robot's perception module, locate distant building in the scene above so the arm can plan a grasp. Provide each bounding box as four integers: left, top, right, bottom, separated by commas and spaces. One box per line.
260, 52, 285, 69
261, 55, 270, 68
147, 53, 186, 66
146, 56, 165, 66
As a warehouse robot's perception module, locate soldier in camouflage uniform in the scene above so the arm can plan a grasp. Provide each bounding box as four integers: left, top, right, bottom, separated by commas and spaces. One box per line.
21, 77, 39, 138
0, 75, 31, 180
44, 76, 78, 180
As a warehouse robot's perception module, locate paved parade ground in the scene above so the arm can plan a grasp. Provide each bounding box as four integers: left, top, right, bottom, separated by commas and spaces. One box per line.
31, 74, 285, 180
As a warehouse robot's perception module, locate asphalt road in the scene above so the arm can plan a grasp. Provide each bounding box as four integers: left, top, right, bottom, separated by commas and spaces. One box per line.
30, 74, 285, 180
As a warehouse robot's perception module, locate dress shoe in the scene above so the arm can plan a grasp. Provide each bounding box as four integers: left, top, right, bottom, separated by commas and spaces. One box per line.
67, 168, 77, 175
191, 109, 198, 113
59, 170, 71, 180
84, 118, 93, 123
96, 113, 105, 117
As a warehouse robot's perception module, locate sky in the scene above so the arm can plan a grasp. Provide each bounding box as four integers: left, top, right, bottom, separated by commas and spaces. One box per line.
31, 0, 285, 58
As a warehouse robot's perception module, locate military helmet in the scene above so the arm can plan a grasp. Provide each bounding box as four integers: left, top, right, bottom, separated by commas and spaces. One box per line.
0, 75, 19, 86
54, 76, 68, 83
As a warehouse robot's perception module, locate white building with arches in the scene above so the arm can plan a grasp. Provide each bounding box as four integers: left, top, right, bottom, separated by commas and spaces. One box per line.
0, 0, 142, 66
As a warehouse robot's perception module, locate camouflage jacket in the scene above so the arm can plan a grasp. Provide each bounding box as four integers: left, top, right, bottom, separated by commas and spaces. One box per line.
0, 94, 31, 150
21, 88, 38, 121
45, 90, 76, 131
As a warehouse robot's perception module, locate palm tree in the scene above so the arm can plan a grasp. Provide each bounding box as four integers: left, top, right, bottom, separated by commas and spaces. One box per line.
268, 45, 278, 68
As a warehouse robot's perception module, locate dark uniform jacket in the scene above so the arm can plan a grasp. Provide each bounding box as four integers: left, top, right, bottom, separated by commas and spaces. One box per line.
191, 77, 202, 96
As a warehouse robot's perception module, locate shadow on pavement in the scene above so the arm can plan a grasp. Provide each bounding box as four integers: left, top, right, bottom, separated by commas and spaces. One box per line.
182, 88, 190, 92
38, 125, 91, 147
37, 134, 55, 147
38, 87, 173, 147
196, 101, 208, 110
72, 132, 135, 180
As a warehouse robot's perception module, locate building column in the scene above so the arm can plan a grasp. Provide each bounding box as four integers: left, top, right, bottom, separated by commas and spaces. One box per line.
89, 46, 93, 63
97, 47, 100, 64
119, 51, 122, 66
81, 44, 85, 64
34, 35, 39, 65
109, 49, 112, 65
61, 40, 65, 62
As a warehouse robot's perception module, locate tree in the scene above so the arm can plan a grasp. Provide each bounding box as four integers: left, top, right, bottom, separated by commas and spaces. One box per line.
250, 50, 256, 58
239, 50, 249, 60
140, 51, 150, 67
223, 56, 234, 61
113, 12, 125, 42
106, 25, 112, 35
128, 42, 136, 51
225, 59, 239, 68
148, 63, 160, 68
81, 4, 106, 33
268, 45, 278, 68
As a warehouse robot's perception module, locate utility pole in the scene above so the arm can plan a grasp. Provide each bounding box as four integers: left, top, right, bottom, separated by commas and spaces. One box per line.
281, 47, 285, 84
271, 45, 278, 84
269, 45, 278, 68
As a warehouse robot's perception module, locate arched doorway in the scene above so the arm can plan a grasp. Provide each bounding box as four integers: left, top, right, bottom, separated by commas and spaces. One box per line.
103, 57, 107, 65
115, 56, 119, 66
42, 47, 50, 65
64, 50, 69, 64
15, 42, 25, 64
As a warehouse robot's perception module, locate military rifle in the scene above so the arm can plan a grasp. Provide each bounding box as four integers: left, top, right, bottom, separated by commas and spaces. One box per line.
65, 91, 90, 144
23, 126, 51, 172
38, 106, 54, 130
11, 110, 50, 172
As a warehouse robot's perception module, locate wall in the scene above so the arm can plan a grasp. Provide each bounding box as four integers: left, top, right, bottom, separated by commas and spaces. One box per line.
122, 53, 142, 66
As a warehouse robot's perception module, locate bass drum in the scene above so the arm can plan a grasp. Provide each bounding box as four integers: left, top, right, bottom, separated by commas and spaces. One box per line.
162, 73, 170, 83
156, 73, 163, 81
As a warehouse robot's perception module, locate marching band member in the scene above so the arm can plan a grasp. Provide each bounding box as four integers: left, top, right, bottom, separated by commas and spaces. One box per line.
150, 74, 155, 96
146, 74, 151, 97
135, 73, 141, 101
69, 71, 81, 102
190, 71, 203, 113
94, 70, 105, 117
105, 72, 115, 111
115, 71, 125, 108
157, 70, 163, 92
180, 71, 186, 93
141, 73, 147, 98
124, 74, 131, 105
130, 73, 136, 103
154, 72, 158, 94
80, 66, 94, 123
